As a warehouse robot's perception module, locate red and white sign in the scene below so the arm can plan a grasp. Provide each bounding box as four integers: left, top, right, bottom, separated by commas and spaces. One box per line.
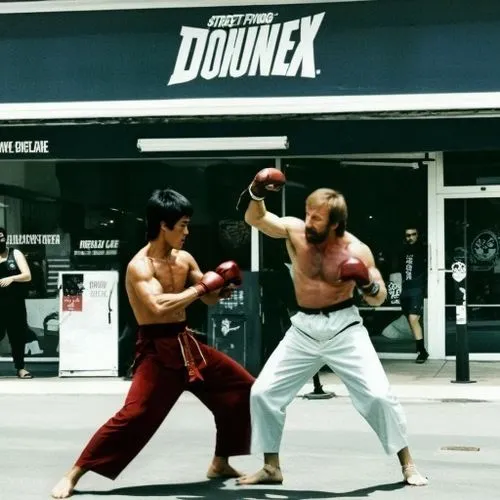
58, 271, 119, 377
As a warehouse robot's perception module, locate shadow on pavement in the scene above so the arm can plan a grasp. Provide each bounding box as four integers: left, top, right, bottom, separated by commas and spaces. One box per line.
80, 479, 406, 498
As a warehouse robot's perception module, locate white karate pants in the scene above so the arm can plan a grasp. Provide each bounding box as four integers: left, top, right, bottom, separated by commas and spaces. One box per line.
250, 304, 408, 455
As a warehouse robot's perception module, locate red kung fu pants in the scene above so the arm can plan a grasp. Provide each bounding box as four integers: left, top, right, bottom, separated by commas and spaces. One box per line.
75, 322, 255, 480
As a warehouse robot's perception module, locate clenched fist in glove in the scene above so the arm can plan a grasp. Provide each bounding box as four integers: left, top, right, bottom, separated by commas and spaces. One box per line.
339, 257, 380, 297
215, 260, 243, 286
236, 167, 286, 211
193, 271, 225, 297
249, 168, 286, 200
215, 260, 243, 298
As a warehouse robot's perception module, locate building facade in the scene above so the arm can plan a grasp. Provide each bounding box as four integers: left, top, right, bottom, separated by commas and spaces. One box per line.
1, 0, 500, 372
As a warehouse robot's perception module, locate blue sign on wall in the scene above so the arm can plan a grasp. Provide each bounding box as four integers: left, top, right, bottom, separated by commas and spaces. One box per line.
1, 0, 500, 103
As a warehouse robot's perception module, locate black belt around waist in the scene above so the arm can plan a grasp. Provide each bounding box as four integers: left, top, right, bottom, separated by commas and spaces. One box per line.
297, 298, 354, 315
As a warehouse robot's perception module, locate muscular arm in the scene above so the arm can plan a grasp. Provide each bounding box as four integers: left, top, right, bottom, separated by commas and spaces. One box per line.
186, 253, 222, 306
127, 259, 199, 316
12, 250, 32, 282
244, 200, 299, 239
350, 243, 387, 307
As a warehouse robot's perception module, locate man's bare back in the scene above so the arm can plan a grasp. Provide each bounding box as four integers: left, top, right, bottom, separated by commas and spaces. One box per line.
126, 245, 194, 325
285, 218, 361, 308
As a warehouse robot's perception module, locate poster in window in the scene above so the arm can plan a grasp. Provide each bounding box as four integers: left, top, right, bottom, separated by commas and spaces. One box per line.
62, 273, 84, 312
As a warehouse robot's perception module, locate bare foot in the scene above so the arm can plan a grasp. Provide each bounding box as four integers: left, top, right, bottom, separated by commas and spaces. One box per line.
51, 476, 77, 498
207, 462, 243, 479
236, 464, 283, 485
403, 464, 428, 486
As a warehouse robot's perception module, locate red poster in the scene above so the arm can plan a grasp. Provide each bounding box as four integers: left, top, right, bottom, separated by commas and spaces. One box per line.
62, 295, 82, 312
62, 273, 84, 312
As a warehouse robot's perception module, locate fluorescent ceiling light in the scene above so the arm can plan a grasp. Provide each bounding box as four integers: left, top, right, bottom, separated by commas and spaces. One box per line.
340, 161, 420, 169
332, 153, 428, 160
137, 136, 289, 153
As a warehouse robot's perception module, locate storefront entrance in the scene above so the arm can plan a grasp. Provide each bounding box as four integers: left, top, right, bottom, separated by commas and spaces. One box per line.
443, 197, 500, 356
4, 149, 500, 371
433, 152, 500, 360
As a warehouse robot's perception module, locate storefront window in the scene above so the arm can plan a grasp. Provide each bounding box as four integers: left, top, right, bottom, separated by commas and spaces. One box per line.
0, 159, 267, 364
444, 198, 500, 354
443, 152, 500, 186
261, 158, 428, 355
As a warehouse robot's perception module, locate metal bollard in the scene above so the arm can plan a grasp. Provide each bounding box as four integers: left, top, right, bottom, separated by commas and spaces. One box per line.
451, 260, 475, 384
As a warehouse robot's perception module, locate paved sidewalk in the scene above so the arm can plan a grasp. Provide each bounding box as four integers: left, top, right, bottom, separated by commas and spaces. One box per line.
309, 360, 500, 402
5, 394, 500, 500
1, 359, 499, 401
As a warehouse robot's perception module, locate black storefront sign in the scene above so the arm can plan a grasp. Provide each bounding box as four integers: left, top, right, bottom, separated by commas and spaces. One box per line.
4, 117, 500, 160
1, 1, 500, 104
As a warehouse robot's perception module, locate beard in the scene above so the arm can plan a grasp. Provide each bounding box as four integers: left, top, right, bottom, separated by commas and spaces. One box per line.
305, 227, 329, 244
0, 242, 6, 253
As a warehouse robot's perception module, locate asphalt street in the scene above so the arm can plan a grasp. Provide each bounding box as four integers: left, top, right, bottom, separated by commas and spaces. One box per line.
2, 393, 499, 499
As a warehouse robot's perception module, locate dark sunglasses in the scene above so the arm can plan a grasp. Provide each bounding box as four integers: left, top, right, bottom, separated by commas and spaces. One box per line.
405, 232, 417, 237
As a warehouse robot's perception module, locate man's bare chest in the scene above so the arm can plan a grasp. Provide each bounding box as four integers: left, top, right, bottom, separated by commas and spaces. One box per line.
295, 246, 350, 282
152, 260, 189, 293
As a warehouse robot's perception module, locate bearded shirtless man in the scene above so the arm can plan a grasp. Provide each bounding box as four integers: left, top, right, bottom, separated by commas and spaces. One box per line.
51, 188, 254, 498
235, 168, 428, 487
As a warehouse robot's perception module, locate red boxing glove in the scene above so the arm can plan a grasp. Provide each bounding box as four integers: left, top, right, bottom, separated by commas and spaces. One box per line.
339, 257, 380, 297
193, 271, 225, 297
249, 168, 286, 200
215, 260, 243, 286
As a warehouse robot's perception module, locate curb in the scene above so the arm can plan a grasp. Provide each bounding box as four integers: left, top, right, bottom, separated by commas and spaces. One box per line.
0, 379, 131, 395
298, 382, 500, 402
1, 378, 500, 402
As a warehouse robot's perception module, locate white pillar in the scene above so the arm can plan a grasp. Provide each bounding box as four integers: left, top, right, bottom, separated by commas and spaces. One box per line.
426, 152, 446, 359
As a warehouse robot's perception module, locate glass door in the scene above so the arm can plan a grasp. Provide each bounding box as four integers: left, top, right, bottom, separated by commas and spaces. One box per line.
444, 198, 500, 355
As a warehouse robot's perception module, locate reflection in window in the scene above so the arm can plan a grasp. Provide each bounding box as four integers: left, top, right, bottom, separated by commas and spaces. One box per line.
444, 197, 500, 354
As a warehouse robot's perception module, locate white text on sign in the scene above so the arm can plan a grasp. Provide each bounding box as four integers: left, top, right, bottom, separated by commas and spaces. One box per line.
0, 140, 50, 154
